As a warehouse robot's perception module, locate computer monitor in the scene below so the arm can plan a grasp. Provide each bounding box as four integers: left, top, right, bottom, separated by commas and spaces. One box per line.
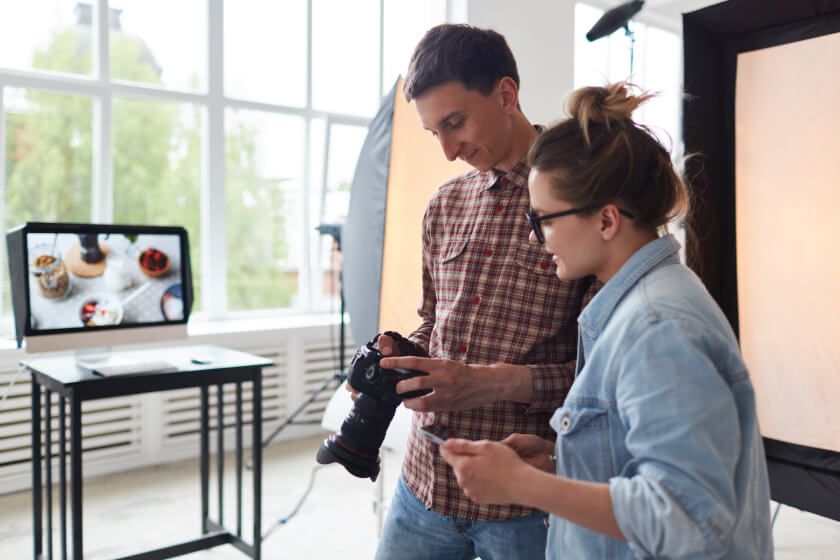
6, 222, 193, 353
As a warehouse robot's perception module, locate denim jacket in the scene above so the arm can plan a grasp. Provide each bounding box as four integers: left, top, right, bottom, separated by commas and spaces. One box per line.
546, 235, 772, 559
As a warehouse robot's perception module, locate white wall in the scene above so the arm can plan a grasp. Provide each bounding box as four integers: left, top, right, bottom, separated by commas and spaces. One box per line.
464, 0, 577, 126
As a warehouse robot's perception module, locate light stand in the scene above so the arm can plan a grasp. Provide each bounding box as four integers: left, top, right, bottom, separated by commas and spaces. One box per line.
256, 223, 349, 539
255, 224, 347, 457
586, 0, 644, 74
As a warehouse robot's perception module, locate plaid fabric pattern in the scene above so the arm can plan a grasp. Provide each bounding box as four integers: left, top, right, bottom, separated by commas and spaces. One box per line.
403, 155, 598, 521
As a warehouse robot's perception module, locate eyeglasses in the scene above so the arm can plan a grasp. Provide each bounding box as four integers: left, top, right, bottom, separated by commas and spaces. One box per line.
525, 205, 635, 244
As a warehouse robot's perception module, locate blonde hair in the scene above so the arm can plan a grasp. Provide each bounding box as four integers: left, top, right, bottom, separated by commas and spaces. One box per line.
528, 82, 689, 231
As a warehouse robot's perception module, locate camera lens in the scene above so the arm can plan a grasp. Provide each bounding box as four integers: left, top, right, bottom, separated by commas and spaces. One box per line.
316, 393, 397, 480
316, 336, 430, 481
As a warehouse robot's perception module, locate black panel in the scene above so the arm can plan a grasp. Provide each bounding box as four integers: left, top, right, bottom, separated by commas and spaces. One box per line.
6, 226, 28, 347
682, 17, 736, 328
765, 438, 840, 522
685, 0, 840, 36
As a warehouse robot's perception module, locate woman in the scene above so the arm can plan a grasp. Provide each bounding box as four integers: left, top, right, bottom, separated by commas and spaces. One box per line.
440, 83, 773, 559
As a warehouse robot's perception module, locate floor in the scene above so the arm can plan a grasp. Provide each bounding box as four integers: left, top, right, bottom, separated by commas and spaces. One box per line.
1, 435, 839, 559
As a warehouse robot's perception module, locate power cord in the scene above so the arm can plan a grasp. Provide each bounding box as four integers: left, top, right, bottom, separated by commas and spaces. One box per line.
262, 464, 333, 539
0, 364, 26, 414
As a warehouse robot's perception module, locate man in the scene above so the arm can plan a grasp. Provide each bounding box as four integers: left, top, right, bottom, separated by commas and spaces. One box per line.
353, 24, 596, 560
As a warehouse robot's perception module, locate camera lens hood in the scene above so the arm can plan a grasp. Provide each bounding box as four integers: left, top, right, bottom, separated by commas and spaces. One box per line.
316, 434, 381, 481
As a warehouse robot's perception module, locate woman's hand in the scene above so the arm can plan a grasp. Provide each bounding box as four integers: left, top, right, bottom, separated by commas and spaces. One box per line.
501, 433, 556, 473
440, 439, 532, 506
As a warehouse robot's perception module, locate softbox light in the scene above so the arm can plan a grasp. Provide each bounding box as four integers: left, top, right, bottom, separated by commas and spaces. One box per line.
342, 78, 469, 347
684, 0, 840, 521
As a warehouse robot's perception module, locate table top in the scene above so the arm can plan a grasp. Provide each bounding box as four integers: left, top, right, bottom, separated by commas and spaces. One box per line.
21, 344, 272, 399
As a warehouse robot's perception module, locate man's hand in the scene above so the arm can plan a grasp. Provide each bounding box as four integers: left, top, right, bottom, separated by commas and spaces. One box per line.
380, 356, 491, 411
379, 356, 533, 412
501, 433, 556, 473
440, 439, 531, 506
344, 334, 401, 401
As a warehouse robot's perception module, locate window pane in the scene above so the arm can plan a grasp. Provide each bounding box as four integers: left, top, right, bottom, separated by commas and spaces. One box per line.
4, 88, 92, 227
0, 1, 91, 75
308, 118, 328, 311
312, 123, 366, 310
574, 3, 631, 87
110, 0, 207, 92
322, 124, 366, 223
112, 98, 204, 309
312, 0, 379, 116
225, 0, 307, 107
635, 27, 682, 147
382, 0, 447, 96
3, 88, 92, 330
574, 3, 681, 145
226, 110, 305, 311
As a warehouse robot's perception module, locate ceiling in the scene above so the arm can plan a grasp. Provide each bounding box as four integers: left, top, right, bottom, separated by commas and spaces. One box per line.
582, 0, 727, 31
644, 0, 727, 22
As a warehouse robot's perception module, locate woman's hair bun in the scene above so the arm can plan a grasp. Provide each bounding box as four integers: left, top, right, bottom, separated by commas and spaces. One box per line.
566, 82, 653, 146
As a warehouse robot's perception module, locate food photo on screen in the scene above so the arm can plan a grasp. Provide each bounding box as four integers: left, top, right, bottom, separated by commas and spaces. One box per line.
27, 231, 184, 331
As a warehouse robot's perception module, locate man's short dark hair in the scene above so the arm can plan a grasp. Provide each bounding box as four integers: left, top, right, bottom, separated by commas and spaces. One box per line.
403, 24, 520, 102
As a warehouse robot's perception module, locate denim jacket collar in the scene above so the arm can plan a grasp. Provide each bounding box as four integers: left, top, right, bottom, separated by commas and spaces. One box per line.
579, 234, 681, 341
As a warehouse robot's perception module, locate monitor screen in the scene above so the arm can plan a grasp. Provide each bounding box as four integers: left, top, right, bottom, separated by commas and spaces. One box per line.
7, 222, 193, 352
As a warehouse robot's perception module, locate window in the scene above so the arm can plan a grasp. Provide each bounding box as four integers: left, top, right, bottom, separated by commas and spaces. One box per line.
574, 3, 682, 150
574, 2, 685, 248
0, 0, 91, 76
110, 0, 208, 92
0, 0, 447, 333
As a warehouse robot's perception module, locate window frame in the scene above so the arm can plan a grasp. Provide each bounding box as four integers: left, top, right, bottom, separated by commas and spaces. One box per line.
0, 0, 404, 325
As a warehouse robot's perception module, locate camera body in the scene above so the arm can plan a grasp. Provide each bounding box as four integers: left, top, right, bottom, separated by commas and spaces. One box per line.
316, 332, 429, 481
346, 342, 430, 405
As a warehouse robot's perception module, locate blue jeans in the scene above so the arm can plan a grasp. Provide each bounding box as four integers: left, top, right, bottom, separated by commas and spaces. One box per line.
374, 476, 548, 560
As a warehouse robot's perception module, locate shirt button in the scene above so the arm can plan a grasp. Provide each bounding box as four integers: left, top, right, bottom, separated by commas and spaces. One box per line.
495, 204, 504, 212
539, 261, 549, 270
501, 176, 510, 185
459, 344, 468, 354
484, 249, 493, 257
471, 295, 481, 305
561, 415, 571, 431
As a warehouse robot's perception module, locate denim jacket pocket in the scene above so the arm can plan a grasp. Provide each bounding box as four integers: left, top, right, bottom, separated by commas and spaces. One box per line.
552, 402, 614, 483
513, 240, 556, 275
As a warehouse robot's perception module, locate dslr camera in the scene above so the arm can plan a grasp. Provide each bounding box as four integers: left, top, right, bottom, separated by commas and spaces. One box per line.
316, 331, 429, 481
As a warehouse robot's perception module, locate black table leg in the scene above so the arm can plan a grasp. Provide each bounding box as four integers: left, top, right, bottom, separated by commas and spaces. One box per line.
217, 384, 224, 526
70, 393, 82, 559
201, 386, 210, 534
252, 370, 262, 560
46, 390, 53, 560
235, 382, 243, 537
32, 374, 42, 560
59, 396, 67, 560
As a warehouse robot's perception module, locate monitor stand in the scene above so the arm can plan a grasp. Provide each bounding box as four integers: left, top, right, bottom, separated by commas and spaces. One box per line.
74, 346, 120, 371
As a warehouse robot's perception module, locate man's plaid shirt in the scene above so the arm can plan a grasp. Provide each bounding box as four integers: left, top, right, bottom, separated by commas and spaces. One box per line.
403, 154, 597, 522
